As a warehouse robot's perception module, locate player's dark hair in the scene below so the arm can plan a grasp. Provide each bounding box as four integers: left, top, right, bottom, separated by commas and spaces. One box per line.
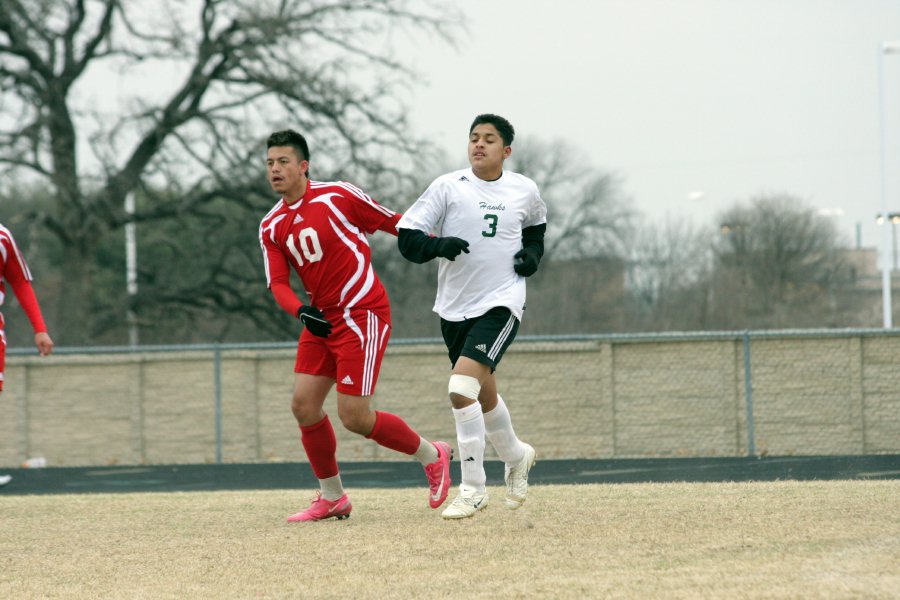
267, 129, 310, 176
469, 114, 515, 146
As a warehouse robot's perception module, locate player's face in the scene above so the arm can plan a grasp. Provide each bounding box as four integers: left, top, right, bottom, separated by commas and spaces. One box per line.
468, 123, 511, 180
266, 146, 308, 201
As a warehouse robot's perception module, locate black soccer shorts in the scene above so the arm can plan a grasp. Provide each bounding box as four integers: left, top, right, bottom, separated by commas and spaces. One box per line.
440, 306, 520, 372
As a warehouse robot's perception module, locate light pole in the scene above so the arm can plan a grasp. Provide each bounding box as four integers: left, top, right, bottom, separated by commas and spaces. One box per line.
125, 192, 139, 346
877, 41, 900, 328
894, 214, 900, 270
879, 212, 900, 271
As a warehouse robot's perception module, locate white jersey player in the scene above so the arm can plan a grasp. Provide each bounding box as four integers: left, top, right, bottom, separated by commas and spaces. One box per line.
398, 166, 546, 322
398, 114, 546, 519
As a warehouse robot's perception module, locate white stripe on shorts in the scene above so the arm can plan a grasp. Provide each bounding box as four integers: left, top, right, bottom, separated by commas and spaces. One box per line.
488, 313, 517, 362
343, 309, 388, 396
364, 311, 389, 397
364, 312, 376, 396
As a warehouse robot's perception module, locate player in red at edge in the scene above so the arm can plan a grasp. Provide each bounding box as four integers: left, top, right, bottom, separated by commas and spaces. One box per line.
259, 129, 452, 521
0, 223, 54, 488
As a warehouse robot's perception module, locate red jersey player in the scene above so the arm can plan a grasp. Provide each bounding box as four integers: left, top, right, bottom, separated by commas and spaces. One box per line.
0, 223, 54, 488
258, 129, 452, 521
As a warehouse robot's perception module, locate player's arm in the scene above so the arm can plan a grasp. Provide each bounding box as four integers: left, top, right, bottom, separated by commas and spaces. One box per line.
260, 224, 299, 316
336, 182, 402, 237
396, 178, 469, 262
4, 249, 47, 334
270, 279, 333, 338
375, 213, 402, 236
397, 228, 470, 263
260, 224, 332, 337
4, 259, 54, 355
7, 277, 47, 334
269, 277, 301, 317
513, 223, 546, 277
11, 282, 54, 355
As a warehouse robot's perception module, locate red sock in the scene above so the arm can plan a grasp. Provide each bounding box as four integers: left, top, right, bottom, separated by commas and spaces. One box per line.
300, 415, 339, 479
366, 410, 421, 455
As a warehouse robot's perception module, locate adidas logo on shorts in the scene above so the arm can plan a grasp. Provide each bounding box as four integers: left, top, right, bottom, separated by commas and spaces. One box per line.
341, 375, 354, 385
475, 344, 487, 353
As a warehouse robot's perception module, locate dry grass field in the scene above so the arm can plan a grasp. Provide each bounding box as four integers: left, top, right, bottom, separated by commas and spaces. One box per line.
1, 481, 898, 599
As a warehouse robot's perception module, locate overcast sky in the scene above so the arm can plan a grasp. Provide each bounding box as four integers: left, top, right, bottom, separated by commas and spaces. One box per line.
401, 0, 900, 250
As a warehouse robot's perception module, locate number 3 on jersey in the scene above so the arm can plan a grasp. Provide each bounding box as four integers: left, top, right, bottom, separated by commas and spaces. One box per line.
482, 213, 498, 237
287, 228, 324, 266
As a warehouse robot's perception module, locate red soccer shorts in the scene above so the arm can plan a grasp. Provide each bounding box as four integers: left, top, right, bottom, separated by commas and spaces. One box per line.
294, 308, 391, 397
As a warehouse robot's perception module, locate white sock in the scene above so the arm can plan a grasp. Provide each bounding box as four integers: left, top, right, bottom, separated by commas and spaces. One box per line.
319, 474, 344, 501
453, 402, 486, 491
413, 437, 439, 466
483, 394, 526, 464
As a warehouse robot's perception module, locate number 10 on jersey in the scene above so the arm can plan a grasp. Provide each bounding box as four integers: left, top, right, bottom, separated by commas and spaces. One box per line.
287, 228, 324, 265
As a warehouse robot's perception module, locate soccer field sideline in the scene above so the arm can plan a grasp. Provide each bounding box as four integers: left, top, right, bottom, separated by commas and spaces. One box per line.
2, 454, 899, 496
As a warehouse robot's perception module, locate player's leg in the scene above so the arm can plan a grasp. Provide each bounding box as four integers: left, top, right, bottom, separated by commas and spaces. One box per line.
466, 309, 536, 510
333, 309, 453, 509
442, 307, 535, 517
0, 327, 9, 488
482, 380, 536, 509
1, 322, 6, 393
292, 372, 340, 490
337, 391, 429, 457
442, 309, 525, 518
288, 337, 350, 522
480, 374, 528, 466
441, 355, 491, 519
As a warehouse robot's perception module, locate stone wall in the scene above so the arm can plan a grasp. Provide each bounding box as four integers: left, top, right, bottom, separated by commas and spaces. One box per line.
1, 332, 897, 467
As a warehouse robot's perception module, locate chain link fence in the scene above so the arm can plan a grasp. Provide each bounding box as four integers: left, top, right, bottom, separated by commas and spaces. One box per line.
2, 329, 898, 467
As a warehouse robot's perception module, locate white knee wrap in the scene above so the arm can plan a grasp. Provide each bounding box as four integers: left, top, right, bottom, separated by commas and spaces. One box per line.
448, 374, 481, 400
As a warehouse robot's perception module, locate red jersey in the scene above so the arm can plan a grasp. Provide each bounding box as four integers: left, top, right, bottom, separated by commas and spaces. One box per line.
0, 223, 47, 333
259, 180, 400, 322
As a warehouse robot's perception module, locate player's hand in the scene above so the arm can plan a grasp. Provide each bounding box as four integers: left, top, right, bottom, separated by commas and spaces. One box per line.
297, 305, 333, 338
435, 237, 470, 261
34, 332, 54, 356
513, 248, 540, 277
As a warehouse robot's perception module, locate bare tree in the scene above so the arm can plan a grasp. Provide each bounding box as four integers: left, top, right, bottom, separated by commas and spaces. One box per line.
507, 138, 635, 261
708, 194, 853, 328
502, 138, 635, 334
626, 217, 714, 330
0, 0, 459, 343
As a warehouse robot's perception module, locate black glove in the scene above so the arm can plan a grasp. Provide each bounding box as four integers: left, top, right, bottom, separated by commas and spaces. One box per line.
435, 237, 470, 261
513, 247, 540, 277
297, 305, 333, 338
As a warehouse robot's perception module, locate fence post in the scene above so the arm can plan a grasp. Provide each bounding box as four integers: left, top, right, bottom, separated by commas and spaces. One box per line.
214, 346, 222, 464
15, 362, 30, 464
131, 358, 146, 463
742, 331, 756, 457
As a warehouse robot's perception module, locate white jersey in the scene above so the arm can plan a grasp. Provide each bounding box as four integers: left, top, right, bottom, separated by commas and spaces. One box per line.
398, 167, 546, 321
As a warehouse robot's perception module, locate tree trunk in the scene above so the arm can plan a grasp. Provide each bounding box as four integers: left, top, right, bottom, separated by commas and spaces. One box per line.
54, 241, 96, 345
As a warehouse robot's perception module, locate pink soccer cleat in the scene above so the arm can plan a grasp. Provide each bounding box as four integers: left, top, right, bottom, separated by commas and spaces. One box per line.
287, 492, 352, 522
424, 441, 453, 509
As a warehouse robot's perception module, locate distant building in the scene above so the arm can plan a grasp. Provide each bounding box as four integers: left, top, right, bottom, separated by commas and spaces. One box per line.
842, 247, 880, 289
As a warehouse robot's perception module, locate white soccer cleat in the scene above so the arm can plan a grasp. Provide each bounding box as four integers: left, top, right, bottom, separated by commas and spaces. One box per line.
504, 443, 536, 509
441, 485, 489, 520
